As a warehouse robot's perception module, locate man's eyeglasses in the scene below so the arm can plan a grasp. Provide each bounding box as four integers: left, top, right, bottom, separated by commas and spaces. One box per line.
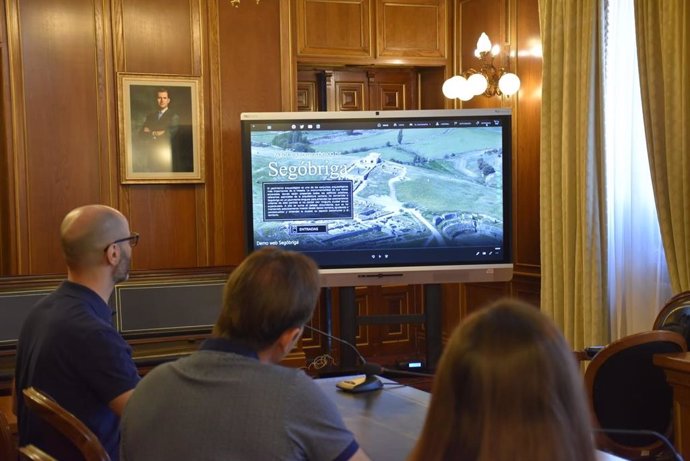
104, 232, 139, 251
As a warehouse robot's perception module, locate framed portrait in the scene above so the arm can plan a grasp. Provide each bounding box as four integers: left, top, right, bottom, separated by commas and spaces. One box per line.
118, 74, 204, 183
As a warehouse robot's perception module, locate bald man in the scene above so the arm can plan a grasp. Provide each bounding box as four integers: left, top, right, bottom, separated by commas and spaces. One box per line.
14, 204, 141, 460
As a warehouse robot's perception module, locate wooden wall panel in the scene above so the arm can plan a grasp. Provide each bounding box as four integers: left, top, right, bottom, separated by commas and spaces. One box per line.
120, 0, 195, 74
114, 0, 208, 271
376, 0, 446, 58
126, 185, 200, 268
215, 2, 284, 266
0, 3, 10, 275
451, 0, 542, 317
457, 0, 542, 274
296, 0, 373, 59
513, 0, 541, 273
16, 0, 111, 274
367, 68, 416, 110
418, 67, 446, 110
335, 81, 367, 111
458, 0, 504, 65
455, 0, 504, 111
297, 81, 317, 111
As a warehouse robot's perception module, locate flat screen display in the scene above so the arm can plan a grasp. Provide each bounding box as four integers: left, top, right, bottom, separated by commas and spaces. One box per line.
241, 109, 513, 287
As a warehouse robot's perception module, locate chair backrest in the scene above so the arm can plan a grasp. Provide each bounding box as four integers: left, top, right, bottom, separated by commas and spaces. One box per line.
584, 330, 686, 459
19, 444, 58, 461
653, 290, 690, 330
1, 408, 16, 461
22, 387, 110, 461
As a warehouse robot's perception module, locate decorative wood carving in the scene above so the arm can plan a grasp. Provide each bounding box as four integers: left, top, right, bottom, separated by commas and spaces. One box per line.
297, 81, 317, 111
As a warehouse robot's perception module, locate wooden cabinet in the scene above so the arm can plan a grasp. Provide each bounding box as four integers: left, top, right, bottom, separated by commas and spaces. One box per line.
296, 0, 374, 60
294, 0, 448, 66
353, 284, 425, 361
376, 0, 447, 59
297, 67, 418, 111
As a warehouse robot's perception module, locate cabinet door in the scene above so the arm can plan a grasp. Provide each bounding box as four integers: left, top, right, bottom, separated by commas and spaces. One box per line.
353, 284, 425, 360
297, 68, 417, 111
296, 0, 374, 60
297, 70, 322, 111
376, 0, 447, 59
367, 68, 416, 110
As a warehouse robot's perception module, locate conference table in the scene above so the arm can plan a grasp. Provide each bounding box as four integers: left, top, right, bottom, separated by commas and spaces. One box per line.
315, 375, 627, 461
315, 376, 429, 460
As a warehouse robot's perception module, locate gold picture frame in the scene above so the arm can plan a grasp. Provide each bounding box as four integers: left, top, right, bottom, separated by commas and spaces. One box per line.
118, 74, 204, 183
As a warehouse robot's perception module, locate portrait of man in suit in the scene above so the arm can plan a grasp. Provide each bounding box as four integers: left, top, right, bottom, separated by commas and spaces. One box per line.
131, 86, 195, 174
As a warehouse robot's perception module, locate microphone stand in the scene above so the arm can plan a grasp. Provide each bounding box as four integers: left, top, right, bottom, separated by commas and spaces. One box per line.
305, 325, 434, 393
305, 325, 383, 392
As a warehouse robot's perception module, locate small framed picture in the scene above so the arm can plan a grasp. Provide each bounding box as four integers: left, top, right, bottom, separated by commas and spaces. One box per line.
118, 74, 204, 183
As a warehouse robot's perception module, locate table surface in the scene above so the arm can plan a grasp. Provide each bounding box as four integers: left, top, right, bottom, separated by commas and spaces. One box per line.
314, 375, 430, 461
315, 375, 627, 461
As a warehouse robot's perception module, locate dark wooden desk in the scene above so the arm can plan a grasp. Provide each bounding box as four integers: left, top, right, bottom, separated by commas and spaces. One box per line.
654, 351, 690, 461
314, 376, 430, 461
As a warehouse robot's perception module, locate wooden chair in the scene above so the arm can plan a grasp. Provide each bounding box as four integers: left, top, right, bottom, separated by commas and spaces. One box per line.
18, 444, 57, 460
585, 330, 686, 460
1, 408, 17, 461
22, 387, 110, 461
653, 290, 690, 330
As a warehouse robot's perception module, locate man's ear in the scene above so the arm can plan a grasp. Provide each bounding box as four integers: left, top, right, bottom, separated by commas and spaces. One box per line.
260, 327, 304, 364
104, 243, 120, 266
278, 326, 303, 355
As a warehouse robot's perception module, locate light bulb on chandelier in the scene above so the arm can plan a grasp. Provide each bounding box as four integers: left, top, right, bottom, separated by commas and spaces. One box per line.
443, 32, 520, 101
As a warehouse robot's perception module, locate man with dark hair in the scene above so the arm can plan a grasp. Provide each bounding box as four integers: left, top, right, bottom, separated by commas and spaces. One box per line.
120, 247, 369, 461
14, 204, 141, 460
136, 87, 180, 172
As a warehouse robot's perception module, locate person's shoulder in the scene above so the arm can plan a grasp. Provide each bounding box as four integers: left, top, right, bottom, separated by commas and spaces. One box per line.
272, 367, 329, 398
20, 290, 86, 335
267, 362, 311, 380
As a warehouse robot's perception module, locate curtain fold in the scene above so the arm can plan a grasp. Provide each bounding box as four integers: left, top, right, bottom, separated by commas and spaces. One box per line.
539, 0, 608, 348
634, 1, 690, 293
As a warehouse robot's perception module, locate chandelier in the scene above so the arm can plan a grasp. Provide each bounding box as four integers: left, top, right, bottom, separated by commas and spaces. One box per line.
442, 33, 520, 101
229, 0, 260, 6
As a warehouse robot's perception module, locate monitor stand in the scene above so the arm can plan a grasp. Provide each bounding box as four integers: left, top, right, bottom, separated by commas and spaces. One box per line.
337, 284, 442, 372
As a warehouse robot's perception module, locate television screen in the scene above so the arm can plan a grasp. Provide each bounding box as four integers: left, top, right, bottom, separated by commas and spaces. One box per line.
241, 109, 513, 287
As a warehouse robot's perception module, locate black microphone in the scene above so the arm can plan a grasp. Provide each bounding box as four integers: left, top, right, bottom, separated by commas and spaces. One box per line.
305, 325, 383, 393
304, 325, 433, 393
593, 428, 683, 461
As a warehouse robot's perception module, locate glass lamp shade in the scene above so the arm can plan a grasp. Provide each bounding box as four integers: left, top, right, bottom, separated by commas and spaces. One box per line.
442, 75, 466, 99
498, 72, 521, 96
457, 79, 474, 101
467, 73, 488, 96
476, 33, 492, 54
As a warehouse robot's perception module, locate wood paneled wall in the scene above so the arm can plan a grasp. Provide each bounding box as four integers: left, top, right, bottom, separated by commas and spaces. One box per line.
450, 0, 542, 322
455, 0, 542, 276
0, 0, 542, 348
0, 0, 292, 276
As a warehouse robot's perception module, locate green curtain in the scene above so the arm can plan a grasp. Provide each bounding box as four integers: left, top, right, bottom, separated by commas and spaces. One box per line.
539, 0, 608, 349
635, 0, 690, 293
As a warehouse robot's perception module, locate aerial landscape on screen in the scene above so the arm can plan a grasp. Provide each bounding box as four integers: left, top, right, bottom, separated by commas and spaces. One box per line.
249, 125, 504, 252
